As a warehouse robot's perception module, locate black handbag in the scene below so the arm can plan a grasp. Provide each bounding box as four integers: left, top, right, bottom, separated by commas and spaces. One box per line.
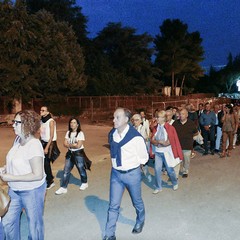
48, 141, 60, 163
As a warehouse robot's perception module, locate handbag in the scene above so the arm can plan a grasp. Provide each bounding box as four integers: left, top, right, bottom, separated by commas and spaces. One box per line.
0, 187, 10, 217
48, 141, 61, 163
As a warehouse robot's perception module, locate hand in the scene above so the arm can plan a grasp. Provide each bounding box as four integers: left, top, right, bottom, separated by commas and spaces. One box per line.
0, 173, 12, 182
0, 166, 6, 174
44, 148, 49, 155
204, 125, 210, 131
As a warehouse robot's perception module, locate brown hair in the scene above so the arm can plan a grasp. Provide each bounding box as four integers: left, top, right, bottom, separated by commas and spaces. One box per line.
15, 110, 41, 137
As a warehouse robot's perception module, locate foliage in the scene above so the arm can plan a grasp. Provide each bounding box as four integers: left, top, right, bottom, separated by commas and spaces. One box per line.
85, 22, 161, 95
154, 19, 204, 95
0, 1, 86, 102
25, 0, 88, 46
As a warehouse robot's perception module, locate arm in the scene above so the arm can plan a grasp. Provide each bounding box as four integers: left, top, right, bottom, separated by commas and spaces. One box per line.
44, 120, 54, 154
0, 156, 44, 182
64, 139, 84, 149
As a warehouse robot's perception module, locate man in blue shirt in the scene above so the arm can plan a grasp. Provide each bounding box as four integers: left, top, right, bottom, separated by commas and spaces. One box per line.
199, 103, 216, 155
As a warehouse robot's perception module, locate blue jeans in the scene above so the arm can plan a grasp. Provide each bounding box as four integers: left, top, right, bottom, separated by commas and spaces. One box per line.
2, 183, 46, 240
0, 220, 3, 240
105, 167, 145, 237
154, 152, 178, 190
61, 151, 87, 188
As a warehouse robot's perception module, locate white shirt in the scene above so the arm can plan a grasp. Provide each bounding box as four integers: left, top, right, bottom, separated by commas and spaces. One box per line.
142, 118, 150, 138
135, 124, 148, 140
65, 131, 85, 151
6, 138, 45, 191
40, 119, 57, 142
111, 125, 148, 171
154, 124, 172, 153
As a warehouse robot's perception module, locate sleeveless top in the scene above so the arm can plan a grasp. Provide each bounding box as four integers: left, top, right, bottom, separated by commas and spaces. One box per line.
40, 118, 57, 142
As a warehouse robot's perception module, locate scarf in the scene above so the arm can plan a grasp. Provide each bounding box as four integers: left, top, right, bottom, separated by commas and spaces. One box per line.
41, 113, 52, 123
109, 125, 143, 167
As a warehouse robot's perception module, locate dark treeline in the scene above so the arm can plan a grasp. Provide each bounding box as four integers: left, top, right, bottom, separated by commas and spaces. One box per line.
0, 0, 239, 104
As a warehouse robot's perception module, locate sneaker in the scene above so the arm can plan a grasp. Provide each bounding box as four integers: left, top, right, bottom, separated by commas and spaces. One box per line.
190, 152, 196, 158
173, 184, 178, 191
79, 183, 88, 191
152, 189, 162, 194
47, 182, 55, 190
55, 187, 67, 195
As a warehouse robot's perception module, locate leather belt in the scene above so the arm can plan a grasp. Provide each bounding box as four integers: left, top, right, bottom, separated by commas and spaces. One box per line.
114, 166, 139, 174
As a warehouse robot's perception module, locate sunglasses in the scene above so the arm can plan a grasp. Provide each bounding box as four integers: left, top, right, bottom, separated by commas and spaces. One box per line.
12, 120, 22, 125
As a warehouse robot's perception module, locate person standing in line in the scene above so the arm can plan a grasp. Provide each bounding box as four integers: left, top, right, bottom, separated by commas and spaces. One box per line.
151, 110, 183, 194
40, 106, 57, 189
173, 109, 198, 178
55, 117, 88, 195
103, 108, 148, 240
0, 110, 46, 240
220, 104, 238, 158
214, 104, 223, 153
199, 102, 216, 155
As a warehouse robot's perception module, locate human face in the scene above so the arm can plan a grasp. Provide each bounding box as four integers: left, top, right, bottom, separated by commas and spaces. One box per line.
179, 109, 188, 122
133, 118, 141, 127
166, 111, 173, 122
12, 114, 22, 136
113, 109, 128, 130
40, 107, 48, 117
70, 119, 78, 131
140, 111, 145, 119
156, 114, 166, 125
205, 104, 211, 111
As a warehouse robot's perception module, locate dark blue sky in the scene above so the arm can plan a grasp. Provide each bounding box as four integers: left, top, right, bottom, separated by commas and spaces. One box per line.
78, 0, 240, 69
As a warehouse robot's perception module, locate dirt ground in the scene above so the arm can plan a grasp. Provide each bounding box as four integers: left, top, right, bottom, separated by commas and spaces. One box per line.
0, 121, 240, 240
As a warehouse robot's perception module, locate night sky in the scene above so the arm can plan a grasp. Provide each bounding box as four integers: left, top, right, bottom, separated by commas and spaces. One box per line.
78, 0, 240, 69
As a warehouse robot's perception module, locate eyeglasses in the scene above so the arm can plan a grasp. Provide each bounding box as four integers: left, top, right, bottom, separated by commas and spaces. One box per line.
40, 110, 46, 112
12, 120, 21, 125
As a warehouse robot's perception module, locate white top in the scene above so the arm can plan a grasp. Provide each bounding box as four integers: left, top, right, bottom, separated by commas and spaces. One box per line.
40, 118, 57, 142
6, 138, 45, 191
111, 125, 148, 171
142, 118, 150, 138
65, 131, 85, 151
135, 124, 148, 140
154, 124, 172, 153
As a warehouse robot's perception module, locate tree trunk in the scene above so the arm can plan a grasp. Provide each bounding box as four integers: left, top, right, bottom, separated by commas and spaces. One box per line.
180, 75, 185, 96
171, 71, 175, 96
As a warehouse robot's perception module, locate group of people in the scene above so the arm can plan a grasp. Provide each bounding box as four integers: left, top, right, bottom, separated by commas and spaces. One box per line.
0, 102, 239, 240
0, 107, 89, 239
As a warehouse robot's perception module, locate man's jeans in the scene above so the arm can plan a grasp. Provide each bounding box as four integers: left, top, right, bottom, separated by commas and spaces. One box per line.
2, 183, 46, 240
0, 220, 3, 240
182, 150, 191, 174
154, 152, 178, 190
105, 167, 145, 237
215, 126, 222, 150
61, 153, 87, 188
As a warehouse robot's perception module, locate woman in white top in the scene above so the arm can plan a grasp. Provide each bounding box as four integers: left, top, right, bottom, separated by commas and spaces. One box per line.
55, 117, 88, 195
0, 110, 46, 240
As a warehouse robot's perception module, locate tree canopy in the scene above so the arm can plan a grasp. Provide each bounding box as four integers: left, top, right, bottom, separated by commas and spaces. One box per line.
154, 19, 204, 95
0, 0, 86, 102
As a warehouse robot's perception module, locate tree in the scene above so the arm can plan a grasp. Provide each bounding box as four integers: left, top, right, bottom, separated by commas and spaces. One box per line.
85, 22, 160, 95
25, 0, 88, 46
0, 1, 86, 102
154, 19, 204, 95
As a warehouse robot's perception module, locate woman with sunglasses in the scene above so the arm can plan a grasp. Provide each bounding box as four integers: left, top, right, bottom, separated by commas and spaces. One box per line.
0, 110, 46, 239
55, 117, 88, 195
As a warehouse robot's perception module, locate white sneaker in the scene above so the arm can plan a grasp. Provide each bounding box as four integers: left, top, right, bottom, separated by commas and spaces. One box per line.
79, 183, 88, 191
152, 189, 162, 194
55, 187, 67, 195
47, 182, 55, 190
173, 184, 178, 191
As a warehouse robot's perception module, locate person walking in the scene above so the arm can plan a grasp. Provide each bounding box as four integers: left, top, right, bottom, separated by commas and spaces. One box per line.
151, 110, 183, 194
0, 110, 46, 240
103, 108, 148, 240
199, 102, 216, 155
40, 106, 58, 189
55, 117, 89, 195
173, 109, 198, 178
